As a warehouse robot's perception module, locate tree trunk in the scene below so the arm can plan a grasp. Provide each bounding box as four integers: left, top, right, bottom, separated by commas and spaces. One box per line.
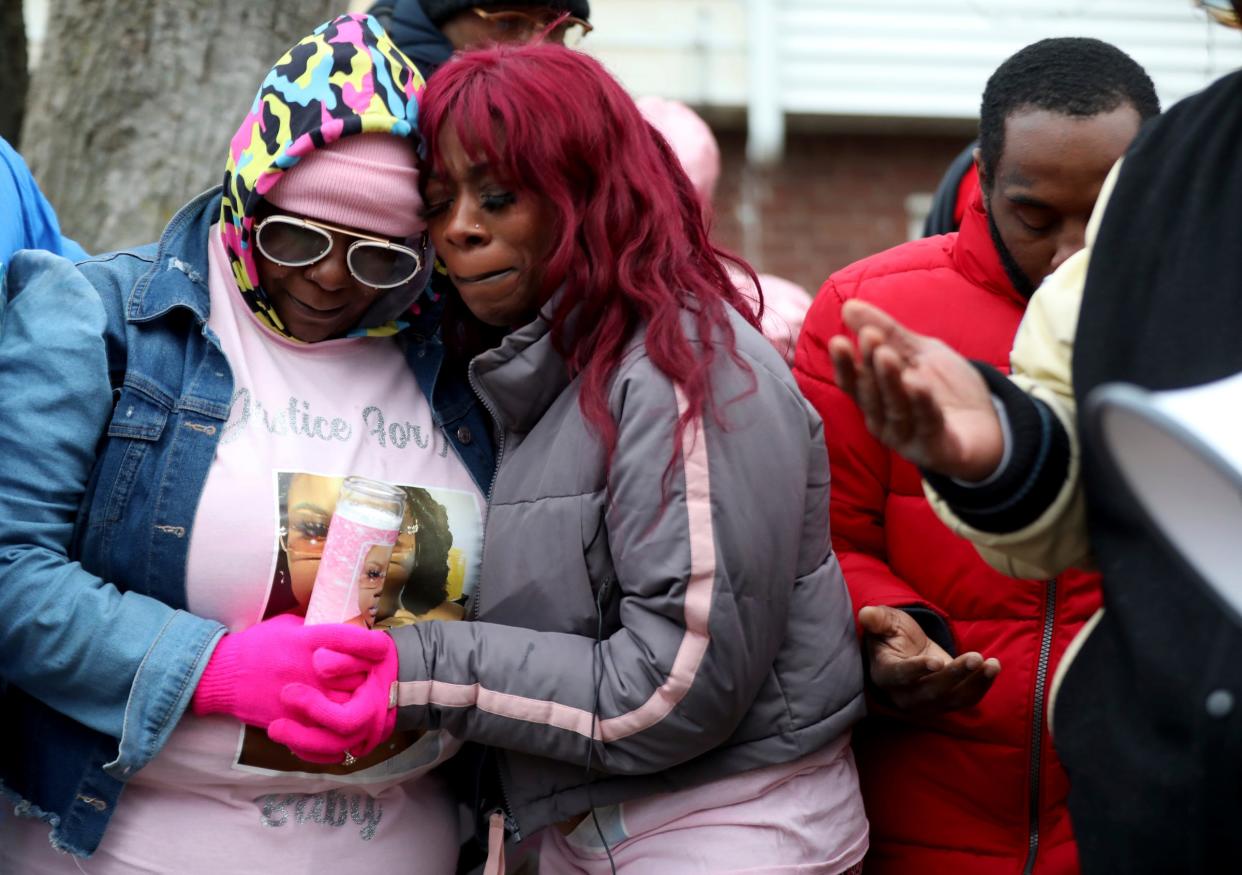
0, 0, 27, 145
20, 0, 340, 252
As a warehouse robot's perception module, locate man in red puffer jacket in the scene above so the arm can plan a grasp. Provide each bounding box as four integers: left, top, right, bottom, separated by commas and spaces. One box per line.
795, 38, 1156, 875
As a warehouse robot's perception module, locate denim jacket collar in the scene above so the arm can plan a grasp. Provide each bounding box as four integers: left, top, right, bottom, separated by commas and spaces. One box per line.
126, 187, 219, 325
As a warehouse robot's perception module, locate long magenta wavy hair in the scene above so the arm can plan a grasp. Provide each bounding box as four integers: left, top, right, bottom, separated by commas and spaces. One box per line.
420, 43, 762, 465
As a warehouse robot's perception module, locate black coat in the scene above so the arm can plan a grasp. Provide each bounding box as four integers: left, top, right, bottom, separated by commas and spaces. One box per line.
1065, 68, 1242, 873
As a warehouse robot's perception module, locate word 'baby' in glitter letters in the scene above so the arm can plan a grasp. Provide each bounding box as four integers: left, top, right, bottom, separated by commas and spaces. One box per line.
256, 790, 383, 840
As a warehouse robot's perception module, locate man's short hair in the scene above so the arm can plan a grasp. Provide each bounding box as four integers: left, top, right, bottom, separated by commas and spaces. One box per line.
978, 37, 1160, 187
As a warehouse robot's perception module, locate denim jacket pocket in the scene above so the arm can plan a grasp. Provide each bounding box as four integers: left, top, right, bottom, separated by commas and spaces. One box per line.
95, 386, 171, 529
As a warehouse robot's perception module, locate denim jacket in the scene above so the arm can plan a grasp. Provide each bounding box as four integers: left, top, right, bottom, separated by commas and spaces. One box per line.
0, 188, 494, 857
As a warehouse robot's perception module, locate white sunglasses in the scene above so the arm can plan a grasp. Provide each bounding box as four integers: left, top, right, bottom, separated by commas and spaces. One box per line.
255, 214, 424, 289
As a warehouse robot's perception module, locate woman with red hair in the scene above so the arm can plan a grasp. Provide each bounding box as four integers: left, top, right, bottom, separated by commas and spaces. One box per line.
274, 43, 868, 873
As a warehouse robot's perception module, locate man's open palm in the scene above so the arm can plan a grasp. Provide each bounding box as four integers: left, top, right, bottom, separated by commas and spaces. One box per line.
859, 605, 1001, 713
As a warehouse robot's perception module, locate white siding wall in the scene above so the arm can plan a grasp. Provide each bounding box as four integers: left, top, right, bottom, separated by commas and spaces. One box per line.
586, 0, 1242, 119
776, 0, 1242, 119
585, 0, 749, 105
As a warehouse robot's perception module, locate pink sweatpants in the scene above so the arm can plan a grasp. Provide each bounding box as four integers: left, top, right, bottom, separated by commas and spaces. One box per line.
513, 740, 868, 874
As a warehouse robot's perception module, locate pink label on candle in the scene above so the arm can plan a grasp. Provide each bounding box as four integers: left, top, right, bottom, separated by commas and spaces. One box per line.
304, 511, 400, 627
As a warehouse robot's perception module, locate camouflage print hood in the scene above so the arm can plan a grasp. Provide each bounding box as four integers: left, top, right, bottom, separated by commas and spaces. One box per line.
220, 14, 426, 339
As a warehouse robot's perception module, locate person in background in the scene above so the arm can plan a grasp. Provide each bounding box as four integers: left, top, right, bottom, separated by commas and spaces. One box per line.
0, 15, 492, 872
794, 37, 1158, 875
636, 94, 813, 365
825, 2, 1242, 870
1, 135, 87, 264
271, 42, 869, 875
368, 0, 591, 78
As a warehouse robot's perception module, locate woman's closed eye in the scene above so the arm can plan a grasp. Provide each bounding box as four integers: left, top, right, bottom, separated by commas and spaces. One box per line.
481, 191, 516, 211
420, 199, 451, 220
420, 190, 512, 220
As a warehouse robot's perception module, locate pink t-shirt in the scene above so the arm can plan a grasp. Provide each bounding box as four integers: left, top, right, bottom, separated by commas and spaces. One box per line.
0, 227, 485, 873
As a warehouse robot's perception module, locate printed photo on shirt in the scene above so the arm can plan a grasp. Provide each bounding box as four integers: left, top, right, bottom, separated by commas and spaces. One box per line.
234, 470, 483, 777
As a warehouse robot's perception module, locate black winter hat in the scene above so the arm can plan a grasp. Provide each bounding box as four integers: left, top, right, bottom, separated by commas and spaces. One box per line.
421, 0, 591, 27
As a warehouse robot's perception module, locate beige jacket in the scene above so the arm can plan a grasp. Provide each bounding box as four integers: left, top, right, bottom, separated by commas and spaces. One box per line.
922, 162, 1125, 726
922, 161, 1127, 580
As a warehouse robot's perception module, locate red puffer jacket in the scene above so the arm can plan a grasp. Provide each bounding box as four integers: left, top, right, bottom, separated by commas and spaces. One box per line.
794, 192, 1101, 875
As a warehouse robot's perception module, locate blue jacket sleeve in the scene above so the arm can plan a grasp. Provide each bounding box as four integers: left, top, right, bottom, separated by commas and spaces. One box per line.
0, 251, 222, 762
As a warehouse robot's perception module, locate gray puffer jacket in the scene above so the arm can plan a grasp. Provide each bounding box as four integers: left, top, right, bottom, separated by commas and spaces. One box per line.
391, 304, 864, 838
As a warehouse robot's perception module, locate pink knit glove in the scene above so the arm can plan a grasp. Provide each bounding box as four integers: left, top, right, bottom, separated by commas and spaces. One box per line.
191, 613, 390, 729
268, 631, 399, 763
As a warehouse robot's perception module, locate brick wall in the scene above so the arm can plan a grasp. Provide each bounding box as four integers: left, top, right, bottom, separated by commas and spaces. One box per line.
709, 130, 970, 297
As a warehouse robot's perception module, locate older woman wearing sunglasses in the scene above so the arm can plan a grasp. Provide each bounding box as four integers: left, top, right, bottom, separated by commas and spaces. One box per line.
0, 14, 492, 873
